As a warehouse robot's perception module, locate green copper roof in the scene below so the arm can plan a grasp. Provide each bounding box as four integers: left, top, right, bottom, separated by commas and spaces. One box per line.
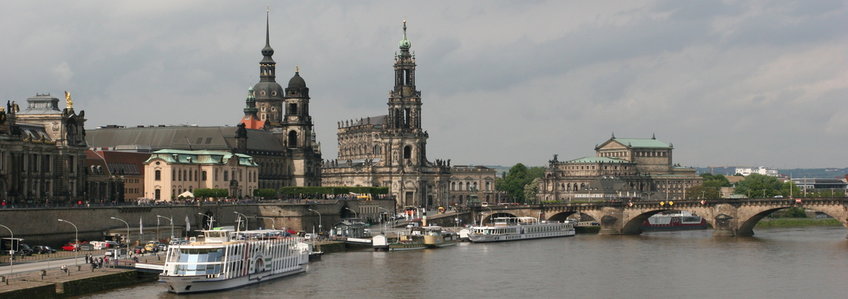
399, 20, 411, 49
613, 138, 671, 148
565, 156, 630, 164
145, 149, 258, 167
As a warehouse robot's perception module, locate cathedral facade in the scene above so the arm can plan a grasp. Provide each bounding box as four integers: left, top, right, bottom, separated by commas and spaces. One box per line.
538, 135, 702, 202
322, 21, 453, 209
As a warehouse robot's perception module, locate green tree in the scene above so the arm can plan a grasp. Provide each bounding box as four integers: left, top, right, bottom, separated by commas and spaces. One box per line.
523, 178, 541, 204
734, 174, 783, 198
253, 188, 277, 199
685, 174, 731, 200
194, 188, 229, 198
495, 164, 546, 203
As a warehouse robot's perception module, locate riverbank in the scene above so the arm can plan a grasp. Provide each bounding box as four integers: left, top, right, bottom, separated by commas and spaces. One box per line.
755, 217, 842, 228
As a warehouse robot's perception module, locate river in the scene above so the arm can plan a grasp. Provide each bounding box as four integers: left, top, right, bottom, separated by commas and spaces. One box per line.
80, 226, 848, 299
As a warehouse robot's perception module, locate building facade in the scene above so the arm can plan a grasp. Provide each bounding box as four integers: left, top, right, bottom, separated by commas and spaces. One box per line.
449, 165, 498, 205
322, 21, 453, 209
87, 12, 322, 192
539, 135, 702, 202
143, 149, 259, 200
84, 150, 124, 203
0, 93, 87, 205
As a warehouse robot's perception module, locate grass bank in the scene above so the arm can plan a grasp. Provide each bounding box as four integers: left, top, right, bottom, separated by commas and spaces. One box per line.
756, 218, 842, 228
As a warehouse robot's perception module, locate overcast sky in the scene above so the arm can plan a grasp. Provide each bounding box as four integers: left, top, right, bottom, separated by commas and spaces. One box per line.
1, 1, 845, 168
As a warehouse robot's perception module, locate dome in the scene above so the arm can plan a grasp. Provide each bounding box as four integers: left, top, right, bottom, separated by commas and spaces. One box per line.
399, 38, 411, 49
288, 72, 307, 89
252, 81, 284, 99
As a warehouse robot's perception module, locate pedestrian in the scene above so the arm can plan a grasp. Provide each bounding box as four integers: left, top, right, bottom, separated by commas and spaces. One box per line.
84, 254, 89, 264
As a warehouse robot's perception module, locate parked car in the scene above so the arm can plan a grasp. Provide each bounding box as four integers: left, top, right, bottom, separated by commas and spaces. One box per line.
32, 245, 56, 254
144, 241, 161, 253
61, 241, 91, 251
13, 243, 34, 256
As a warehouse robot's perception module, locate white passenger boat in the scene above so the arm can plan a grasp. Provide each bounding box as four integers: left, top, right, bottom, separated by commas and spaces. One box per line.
467, 217, 575, 243
160, 229, 310, 294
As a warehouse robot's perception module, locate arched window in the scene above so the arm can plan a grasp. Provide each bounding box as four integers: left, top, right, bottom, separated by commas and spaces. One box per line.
288, 130, 298, 148
374, 145, 381, 155
403, 145, 412, 159
155, 170, 161, 181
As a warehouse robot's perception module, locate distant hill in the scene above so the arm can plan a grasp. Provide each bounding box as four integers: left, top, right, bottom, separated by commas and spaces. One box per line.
696, 167, 848, 179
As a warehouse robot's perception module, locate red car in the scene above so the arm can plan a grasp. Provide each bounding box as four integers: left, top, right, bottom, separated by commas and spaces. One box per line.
60, 241, 90, 251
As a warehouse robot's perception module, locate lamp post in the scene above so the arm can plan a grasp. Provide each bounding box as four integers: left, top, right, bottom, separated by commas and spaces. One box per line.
344, 207, 359, 219
57, 219, 79, 266
234, 211, 249, 232
197, 213, 214, 230
156, 215, 174, 241
0, 224, 14, 276
307, 209, 322, 234
109, 217, 130, 254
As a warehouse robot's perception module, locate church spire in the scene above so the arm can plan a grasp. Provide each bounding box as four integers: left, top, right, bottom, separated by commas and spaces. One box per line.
259, 8, 276, 82
398, 19, 411, 51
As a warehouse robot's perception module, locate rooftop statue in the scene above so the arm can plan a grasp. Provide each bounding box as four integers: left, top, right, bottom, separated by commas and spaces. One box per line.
64, 91, 73, 109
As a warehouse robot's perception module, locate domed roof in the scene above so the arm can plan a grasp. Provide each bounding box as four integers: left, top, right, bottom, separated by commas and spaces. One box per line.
252, 81, 284, 99
288, 71, 307, 89
399, 20, 411, 49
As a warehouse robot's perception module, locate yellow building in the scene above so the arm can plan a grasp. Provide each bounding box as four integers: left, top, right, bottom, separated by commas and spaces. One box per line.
143, 149, 259, 201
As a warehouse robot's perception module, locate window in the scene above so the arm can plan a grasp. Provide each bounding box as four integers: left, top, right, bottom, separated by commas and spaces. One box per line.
288, 103, 298, 115
155, 170, 161, 181
288, 131, 298, 148
224, 171, 229, 182
202, 171, 207, 181
403, 146, 412, 159
155, 189, 160, 200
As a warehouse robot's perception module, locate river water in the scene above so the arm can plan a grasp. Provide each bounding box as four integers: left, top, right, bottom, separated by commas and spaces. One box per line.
80, 226, 848, 299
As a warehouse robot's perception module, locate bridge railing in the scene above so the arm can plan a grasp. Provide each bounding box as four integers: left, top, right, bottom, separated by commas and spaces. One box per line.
472, 197, 848, 210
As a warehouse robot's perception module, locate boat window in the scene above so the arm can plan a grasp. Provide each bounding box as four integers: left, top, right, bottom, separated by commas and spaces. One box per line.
174, 248, 225, 275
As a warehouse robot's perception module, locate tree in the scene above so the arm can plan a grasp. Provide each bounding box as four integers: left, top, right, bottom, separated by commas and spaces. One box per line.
734, 174, 783, 198
686, 173, 731, 200
523, 178, 541, 204
194, 188, 228, 198
253, 188, 277, 199
495, 163, 546, 203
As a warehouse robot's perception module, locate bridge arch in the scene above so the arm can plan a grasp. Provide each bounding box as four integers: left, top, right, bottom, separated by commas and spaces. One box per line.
547, 211, 595, 222
735, 204, 848, 236
620, 208, 715, 235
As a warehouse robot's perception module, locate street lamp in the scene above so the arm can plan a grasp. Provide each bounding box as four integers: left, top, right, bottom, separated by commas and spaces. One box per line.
197, 213, 215, 230
344, 207, 358, 219
307, 209, 322, 234
156, 215, 174, 240
234, 211, 249, 232
0, 224, 14, 276
110, 217, 130, 253
57, 219, 79, 266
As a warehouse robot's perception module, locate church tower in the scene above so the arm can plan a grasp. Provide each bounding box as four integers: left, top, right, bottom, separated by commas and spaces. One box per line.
385, 20, 428, 167
252, 10, 284, 126
281, 68, 314, 149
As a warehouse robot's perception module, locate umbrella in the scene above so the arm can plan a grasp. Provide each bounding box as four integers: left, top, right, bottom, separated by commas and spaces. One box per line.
178, 191, 194, 198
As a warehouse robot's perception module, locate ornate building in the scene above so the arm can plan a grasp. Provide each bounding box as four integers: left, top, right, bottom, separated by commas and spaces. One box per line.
143, 149, 259, 200
449, 165, 498, 205
538, 134, 702, 202
0, 93, 87, 205
322, 21, 453, 209
88, 12, 322, 192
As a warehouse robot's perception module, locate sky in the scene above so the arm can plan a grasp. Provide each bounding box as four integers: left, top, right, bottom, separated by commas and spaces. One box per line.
0, 1, 846, 168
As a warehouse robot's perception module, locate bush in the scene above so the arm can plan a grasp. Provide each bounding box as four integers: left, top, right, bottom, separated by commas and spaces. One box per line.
194, 188, 228, 198
253, 188, 277, 198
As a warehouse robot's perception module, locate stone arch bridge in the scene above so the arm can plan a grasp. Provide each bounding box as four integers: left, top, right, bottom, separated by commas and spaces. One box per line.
472, 198, 848, 237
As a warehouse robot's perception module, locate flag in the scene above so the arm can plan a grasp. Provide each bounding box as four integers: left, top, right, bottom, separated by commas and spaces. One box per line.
185, 215, 191, 232
139, 217, 143, 235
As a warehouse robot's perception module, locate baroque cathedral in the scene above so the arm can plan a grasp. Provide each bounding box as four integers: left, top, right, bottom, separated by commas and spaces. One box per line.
321, 21, 456, 209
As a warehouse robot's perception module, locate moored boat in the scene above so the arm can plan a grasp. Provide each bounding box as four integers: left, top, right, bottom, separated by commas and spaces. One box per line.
641, 211, 708, 231
467, 217, 575, 243
422, 226, 458, 248
160, 229, 309, 294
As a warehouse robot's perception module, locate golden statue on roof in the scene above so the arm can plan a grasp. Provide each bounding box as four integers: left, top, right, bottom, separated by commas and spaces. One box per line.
64, 91, 74, 109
